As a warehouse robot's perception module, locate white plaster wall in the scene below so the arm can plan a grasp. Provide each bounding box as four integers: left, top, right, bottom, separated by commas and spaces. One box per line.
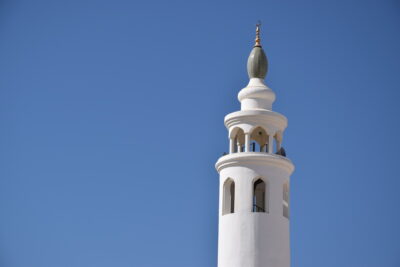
217, 154, 293, 267
238, 78, 276, 111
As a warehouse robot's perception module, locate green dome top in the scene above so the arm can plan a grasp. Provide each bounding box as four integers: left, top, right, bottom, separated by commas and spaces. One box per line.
247, 46, 268, 79
247, 24, 268, 79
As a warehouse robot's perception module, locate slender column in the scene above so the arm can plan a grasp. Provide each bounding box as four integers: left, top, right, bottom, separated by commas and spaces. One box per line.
268, 134, 274, 153
237, 140, 241, 152
245, 133, 250, 152
229, 138, 234, 154
261, 143, 266, 152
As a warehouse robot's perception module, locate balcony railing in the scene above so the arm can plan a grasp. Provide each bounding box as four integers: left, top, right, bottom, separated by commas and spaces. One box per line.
225, 146, 286, 157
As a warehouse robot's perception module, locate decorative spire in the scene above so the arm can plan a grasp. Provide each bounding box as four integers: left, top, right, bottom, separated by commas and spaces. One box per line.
255, 22, 261, 47
247, 22, 268, 79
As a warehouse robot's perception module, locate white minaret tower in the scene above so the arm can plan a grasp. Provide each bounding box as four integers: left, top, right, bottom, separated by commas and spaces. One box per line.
216, 25, 295, 267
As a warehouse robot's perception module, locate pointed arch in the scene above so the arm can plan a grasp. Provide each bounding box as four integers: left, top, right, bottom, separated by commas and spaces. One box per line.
249, 126, 269, 152
230, 127, 245, 153
222, 178, 235, 215
252, 178, 268, 213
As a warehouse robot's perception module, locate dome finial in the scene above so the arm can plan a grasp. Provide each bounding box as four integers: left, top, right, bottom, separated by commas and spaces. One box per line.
247, 21, 268, 79
255, 21, 262, 47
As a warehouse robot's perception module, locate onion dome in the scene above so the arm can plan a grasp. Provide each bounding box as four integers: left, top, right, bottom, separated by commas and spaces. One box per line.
247, 24, 268, 79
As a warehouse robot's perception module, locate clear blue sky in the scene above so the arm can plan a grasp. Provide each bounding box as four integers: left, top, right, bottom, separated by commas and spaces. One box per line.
1, 0, 399, 266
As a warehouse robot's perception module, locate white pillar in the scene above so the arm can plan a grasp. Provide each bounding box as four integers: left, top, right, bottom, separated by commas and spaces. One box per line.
229, 138, 234, 154
268, 134, 273, 153
237, 140, 241, 152
261, 143, 266, 152
245, 133, 250, 152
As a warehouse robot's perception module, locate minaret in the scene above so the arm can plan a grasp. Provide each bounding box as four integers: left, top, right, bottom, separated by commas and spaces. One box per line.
215, 25, 295, 267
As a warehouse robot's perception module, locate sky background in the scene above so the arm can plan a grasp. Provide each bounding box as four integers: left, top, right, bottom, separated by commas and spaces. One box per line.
1, 0, 400, 266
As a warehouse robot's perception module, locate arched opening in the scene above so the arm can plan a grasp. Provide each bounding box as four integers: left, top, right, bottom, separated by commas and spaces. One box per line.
253, 178, 267, 212
250, 126, 269, 152
222, 178, 235, 215
283, 181, 290, 219
231, 128, 245, 153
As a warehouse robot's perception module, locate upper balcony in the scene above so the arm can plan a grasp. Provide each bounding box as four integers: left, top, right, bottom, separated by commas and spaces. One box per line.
228, 126, 286, 155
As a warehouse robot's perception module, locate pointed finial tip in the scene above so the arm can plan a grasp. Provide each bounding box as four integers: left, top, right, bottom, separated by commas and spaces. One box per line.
255, 21, 262, 47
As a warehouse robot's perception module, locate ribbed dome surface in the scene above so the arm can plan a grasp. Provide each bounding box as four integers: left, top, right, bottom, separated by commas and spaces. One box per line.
247, 46, 268, 79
